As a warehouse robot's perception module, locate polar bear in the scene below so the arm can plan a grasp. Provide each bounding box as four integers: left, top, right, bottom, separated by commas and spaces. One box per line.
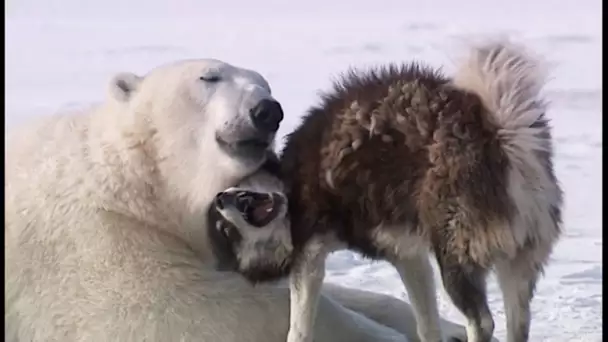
6, 58, 468, 342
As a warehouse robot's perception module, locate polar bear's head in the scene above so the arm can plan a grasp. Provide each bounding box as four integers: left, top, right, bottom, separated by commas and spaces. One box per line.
107, 59, 284, 210
206, 155, 293, 283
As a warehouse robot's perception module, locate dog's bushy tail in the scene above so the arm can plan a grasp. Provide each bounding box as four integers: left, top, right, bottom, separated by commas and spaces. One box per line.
452, 39, 551, 156
452, 39, 562, 247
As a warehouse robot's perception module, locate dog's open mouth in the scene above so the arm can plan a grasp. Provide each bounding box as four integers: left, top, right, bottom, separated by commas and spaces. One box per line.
234, 191, 280, 227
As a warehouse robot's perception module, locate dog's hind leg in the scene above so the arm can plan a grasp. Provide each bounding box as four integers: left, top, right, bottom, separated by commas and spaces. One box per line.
392, 253, 444, 342
495, 244, 551, 342
434, 251, 494, 342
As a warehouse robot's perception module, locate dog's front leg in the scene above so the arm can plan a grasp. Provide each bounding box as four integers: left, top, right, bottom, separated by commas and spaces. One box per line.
287, 239, 331, 342
392, 253, 444, 342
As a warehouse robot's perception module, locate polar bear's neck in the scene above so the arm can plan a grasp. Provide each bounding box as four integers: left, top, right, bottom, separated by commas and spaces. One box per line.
86, 107, 232, 259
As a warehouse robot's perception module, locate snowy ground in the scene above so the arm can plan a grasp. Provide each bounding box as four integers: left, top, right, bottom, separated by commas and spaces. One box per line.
6, 0, 602, 341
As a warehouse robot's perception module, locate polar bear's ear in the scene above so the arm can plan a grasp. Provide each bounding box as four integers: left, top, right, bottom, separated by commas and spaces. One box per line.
109, 72, 142, 103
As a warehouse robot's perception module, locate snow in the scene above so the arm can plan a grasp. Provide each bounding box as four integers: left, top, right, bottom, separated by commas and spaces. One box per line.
6, 0, 602, 340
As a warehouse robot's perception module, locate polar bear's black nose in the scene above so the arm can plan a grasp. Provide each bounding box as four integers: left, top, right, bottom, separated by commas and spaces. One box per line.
250, 99, 284, 133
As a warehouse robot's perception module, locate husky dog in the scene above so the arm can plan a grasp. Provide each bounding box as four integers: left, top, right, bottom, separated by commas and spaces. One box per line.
208, 154, 496, 342
211, 39, 563, 342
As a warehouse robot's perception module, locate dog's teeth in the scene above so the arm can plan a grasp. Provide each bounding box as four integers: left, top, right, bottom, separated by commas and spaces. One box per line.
266, 207, 272, 213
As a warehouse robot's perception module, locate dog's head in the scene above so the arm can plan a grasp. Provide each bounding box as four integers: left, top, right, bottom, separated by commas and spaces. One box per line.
206, 158, 293, 283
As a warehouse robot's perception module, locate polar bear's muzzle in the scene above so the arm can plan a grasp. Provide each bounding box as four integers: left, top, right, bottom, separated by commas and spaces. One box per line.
215, 99, 283, 165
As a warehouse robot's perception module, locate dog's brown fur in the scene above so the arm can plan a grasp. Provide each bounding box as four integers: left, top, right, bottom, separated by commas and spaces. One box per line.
283, 65, 520, 265
279, 41, 562, 342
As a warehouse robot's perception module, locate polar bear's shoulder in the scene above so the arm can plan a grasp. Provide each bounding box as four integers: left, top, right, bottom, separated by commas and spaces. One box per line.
6, 108, 96, 190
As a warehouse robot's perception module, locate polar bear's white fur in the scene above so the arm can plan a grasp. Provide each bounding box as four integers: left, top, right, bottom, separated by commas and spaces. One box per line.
6, 59, 468, 342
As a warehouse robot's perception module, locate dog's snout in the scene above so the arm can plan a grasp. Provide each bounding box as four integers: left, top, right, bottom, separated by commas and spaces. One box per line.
250, 99, 284, 133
